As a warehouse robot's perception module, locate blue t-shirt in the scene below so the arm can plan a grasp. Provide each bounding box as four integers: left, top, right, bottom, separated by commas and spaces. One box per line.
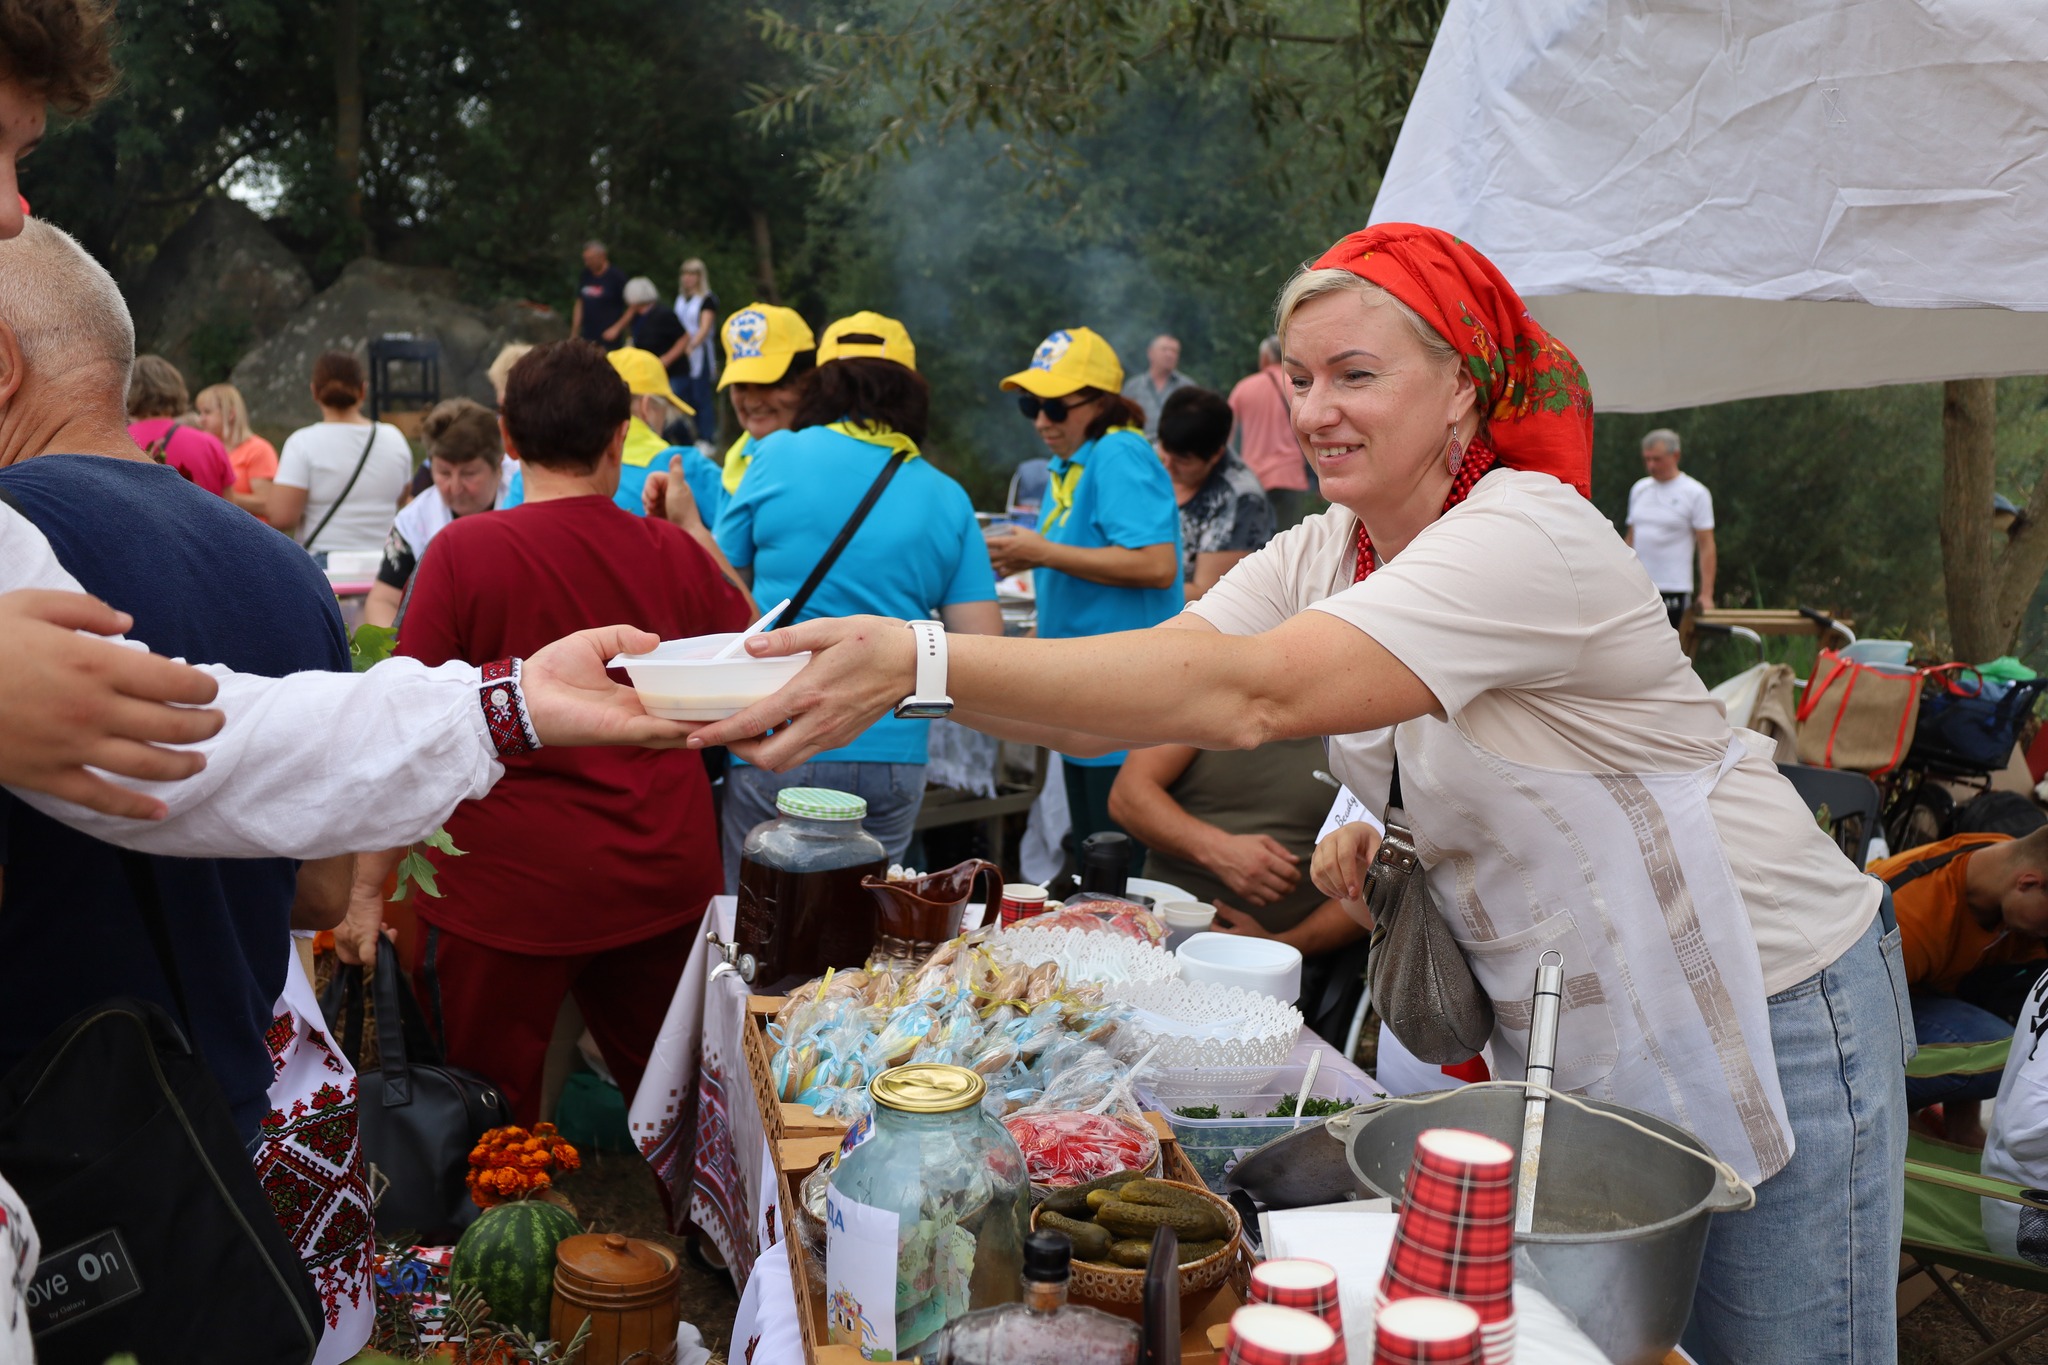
714, 424, 997, 764
0, 456, 350, 1139
501, 445, 727, 524
1033, 427, 1184, 766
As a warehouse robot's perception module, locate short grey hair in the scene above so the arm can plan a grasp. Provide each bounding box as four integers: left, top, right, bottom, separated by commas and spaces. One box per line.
1258, 334, 1281, 365
582, 239, 607, 254
1641, 428, 1681, 454
0, 217, 134, 390
623, 276, 659, 307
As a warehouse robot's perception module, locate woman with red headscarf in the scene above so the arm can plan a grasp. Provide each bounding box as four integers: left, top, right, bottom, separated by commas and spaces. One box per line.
684, 226, 1905, 1364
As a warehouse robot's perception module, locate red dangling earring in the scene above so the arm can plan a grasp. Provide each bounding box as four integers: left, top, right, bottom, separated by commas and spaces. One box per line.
1445, 425, 1465, 476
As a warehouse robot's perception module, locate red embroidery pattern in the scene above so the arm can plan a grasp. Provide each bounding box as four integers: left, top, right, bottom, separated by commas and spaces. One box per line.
479, 657, 539, 758
1354, 441, 1499, 582
258, 1016, 374, 1334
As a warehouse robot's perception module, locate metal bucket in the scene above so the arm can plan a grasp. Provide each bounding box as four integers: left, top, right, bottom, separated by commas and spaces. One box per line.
1339, 1086, 1753, 1365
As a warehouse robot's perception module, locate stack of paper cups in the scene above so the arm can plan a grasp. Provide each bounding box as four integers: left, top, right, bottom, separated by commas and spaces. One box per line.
998, 883, 1049, 928
1250, 1258, 1345, 1345
1371, 1298, 1482, 1365
1224, 1303, 1345, 1365
1376, 1128, 1517, 1365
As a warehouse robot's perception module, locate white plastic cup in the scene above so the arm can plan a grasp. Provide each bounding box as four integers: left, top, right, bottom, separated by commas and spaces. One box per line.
1160, 900, 1217, 951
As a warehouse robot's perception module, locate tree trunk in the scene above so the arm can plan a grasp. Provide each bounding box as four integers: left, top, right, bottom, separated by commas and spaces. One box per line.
750, 208, 780, 304
1941, 378, 2001, 660
333, 0, 364, 237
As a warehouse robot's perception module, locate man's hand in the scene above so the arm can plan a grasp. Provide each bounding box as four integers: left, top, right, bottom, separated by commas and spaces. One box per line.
334, 885, 391, 967
522, 625, 702, 748
643, 455, 706, 532
986, 526, 1051, 578
0, 590, 224, 819
1210, 900, 1277, 939
1205, 831, 1301, 907
684, 616, 914, 770
1310, 820, 1383, 928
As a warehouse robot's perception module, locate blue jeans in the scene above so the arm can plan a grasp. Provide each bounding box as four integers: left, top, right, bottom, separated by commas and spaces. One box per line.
1682, 915, 1911, 1365
1905, 993, 2010, 1109
720, 761, 926, 895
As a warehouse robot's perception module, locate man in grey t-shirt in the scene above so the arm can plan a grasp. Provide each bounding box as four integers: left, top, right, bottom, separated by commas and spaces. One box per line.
1121, 333, 1195, 437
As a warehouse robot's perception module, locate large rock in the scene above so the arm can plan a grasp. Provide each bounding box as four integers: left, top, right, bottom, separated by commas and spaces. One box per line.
229, 258, 566, 437
127, 198, 314, 385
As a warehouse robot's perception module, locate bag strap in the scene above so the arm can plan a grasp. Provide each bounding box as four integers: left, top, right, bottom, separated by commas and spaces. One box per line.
116, 851, 197, 1046
1884, 843, 1976, 892
782, 450, 909, 623
371, 934, 415, 1106
303, 424, 382, 552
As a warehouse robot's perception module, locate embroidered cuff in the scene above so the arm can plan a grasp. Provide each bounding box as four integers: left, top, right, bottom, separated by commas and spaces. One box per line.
479, 658, 542, 758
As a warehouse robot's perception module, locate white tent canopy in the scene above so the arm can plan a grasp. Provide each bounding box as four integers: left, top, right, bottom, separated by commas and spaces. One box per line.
1369, 1, 2048, 412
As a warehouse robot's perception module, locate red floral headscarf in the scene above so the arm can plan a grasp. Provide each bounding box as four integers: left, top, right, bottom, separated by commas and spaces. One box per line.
1310, 224, 1593, 497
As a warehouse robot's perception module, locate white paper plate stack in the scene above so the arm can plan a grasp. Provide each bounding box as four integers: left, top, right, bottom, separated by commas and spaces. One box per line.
1109, 977, 1302, 1070
992, 926, 1180, 986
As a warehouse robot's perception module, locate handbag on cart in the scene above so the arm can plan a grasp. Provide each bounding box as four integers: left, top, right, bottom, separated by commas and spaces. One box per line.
320, 936, 505, 1242
1364, 811, 1495, 1066
1796, 648, 1921, 773
1907, 665, 2048, 774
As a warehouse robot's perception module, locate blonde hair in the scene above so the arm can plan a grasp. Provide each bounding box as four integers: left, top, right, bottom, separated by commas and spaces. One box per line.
487, 343, 534, 403
677, 257, 710, 300
1273, 267, 1458, 369
195, 382, 252, 447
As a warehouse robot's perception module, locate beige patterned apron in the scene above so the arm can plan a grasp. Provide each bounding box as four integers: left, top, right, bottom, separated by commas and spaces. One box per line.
1387, 720, 1795, 1185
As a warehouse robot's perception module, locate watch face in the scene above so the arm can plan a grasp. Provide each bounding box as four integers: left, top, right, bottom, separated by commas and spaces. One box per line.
893, 701, 954, 720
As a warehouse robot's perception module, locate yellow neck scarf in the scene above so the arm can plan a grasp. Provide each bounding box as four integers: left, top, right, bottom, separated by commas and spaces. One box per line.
1041, 426, 1139, 532
621, 417, 669, 469
721, 432, 754, 493
825, 420, 922, 461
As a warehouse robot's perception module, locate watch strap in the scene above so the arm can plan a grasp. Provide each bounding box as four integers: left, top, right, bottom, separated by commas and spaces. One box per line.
908, 619, 948, 704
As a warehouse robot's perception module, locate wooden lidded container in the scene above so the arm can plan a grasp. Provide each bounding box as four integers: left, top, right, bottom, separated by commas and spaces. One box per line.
550, 1232, 682, 1364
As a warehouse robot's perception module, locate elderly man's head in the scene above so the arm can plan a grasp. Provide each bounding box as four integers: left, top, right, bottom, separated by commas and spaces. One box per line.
582, 239, 609, 273
1641, 428, 1681, 481
1148, 334, 1181, 376
0, 217, 135, 456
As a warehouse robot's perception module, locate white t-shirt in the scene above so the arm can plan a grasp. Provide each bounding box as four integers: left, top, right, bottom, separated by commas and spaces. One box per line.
274, 421, 413, 553
1626, 470, 1714, 594
1982, 973, 2048, 1260
1188, 469, 1878, 994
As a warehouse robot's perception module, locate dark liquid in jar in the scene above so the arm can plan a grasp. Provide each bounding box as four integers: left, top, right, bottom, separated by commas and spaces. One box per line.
735, 855, 886, 991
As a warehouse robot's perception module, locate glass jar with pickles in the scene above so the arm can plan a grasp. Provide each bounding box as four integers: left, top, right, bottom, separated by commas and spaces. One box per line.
825, 1063, 1029, 1360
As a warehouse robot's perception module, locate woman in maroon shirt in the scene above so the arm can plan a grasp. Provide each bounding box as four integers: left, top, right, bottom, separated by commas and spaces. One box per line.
340, 340, 751, 1123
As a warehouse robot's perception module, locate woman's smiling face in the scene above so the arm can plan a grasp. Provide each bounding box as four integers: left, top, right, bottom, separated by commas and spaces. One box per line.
1282, 288, 1474, 515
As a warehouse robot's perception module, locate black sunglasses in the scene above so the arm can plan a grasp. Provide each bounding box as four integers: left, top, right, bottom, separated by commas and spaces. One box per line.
1017, 392, 1100, 423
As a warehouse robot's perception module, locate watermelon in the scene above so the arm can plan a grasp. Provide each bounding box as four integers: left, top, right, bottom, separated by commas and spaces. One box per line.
450, 1199, 582, 1336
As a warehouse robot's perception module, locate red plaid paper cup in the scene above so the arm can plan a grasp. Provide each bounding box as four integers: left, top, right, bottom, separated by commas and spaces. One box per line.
1225, 1303, 1345, 1365
1251, 1258, 1344, 1337
1380, 1128, 1516, 1322
1476, 1312, 1516, 1365
1371, 1297, 1482, 1365
999, 882, 1050, 927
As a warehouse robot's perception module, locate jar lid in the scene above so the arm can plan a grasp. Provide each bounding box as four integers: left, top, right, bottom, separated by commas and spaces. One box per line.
871, 1063, 987, 1113
776, 786, 869, 820
553, 1232, 679, 1299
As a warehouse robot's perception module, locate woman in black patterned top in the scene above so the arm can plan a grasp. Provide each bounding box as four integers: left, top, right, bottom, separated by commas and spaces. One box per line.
1159, 385, 1276, 600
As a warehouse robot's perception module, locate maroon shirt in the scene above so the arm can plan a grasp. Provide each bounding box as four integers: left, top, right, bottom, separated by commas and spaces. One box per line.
397, 495, 750, 952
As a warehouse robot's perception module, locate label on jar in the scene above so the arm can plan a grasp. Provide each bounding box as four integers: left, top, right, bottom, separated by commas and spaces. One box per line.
825, 1185, 899, 1362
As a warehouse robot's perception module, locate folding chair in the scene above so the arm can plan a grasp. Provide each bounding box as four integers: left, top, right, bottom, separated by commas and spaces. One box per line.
1901, 1035, 2048, 1365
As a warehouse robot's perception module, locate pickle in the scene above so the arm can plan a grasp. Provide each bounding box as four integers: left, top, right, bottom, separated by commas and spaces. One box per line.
1116, 1179, 1217, 1214
1085, 1189, 1119, 1211
1094, 1197, 1230, 1242
1040, 1171, 1143, 1218
1108, 1239, 1153, 1268
1039, 1211, 1113, 1263
1178, 1239, 1225, 1265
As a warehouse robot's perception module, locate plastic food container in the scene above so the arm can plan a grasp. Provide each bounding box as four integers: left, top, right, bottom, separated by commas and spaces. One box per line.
1155, 1069, 1382, 1190
1158, 901, 1216, 951
1175, 932, 1303, 1004
608, 633, 811, 720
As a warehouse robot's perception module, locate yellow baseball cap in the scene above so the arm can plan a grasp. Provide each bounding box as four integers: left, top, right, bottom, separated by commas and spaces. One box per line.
818, 311, 917, 371
607, 347, 695, 416
719, 302, 816, 389
1000, 327, 1124, 398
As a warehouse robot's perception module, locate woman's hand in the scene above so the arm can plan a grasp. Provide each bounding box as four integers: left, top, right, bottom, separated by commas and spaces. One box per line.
522, 625, 700, 748
986, 526, 1050, 577
1205, 831, 1301, 907
334, 884, 392, 967
684, 616, 915, 770
1311, 820, 1383, 927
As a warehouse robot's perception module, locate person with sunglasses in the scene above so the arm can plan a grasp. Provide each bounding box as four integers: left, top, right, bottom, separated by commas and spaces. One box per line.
989, 327, 1181, 871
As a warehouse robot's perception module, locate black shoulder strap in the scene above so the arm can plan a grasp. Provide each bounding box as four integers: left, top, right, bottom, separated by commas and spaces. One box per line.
782, 450, 909, 623
116, 850, 196, 1042
303, 424, 382, 552
1884, 843, 1976, 892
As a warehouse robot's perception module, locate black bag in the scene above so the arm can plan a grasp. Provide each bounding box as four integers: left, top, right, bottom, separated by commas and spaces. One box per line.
321, 935, 505, 1242
0, 853, 324, 1363
1909, 668, 2048, 774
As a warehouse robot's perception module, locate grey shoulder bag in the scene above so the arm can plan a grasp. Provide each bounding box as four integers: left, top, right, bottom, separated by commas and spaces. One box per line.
1365, 812, 1495, 1065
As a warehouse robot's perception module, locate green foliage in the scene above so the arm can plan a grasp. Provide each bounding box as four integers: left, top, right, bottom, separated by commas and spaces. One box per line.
393, 825, 465, 902
350, 622, 398, 672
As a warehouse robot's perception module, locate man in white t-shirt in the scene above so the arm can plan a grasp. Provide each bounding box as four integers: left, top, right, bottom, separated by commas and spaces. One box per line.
1980, 970, 2048, 1263
1624, 428, 1716, 628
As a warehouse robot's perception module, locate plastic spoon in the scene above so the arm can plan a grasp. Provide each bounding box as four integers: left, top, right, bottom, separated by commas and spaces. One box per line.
1514, 949, 1566, 1235
1291, 1048, 1323, 1129
711, 597, 791, 661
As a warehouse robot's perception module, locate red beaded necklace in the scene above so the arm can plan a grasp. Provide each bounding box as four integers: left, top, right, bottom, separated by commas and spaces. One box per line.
1353, 438, 1498, 582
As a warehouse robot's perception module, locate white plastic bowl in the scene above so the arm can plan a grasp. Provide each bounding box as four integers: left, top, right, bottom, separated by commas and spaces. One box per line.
608, 633, 811, 721
1175, 931, 1304, 1004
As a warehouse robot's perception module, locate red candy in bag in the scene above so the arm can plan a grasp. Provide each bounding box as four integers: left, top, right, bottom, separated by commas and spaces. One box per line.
1024, 898, 1167, 946
1004, 1109, 1161, 1187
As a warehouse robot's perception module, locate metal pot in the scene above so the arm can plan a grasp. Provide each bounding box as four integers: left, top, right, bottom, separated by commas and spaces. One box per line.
1338, 1085, 1753, 1365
